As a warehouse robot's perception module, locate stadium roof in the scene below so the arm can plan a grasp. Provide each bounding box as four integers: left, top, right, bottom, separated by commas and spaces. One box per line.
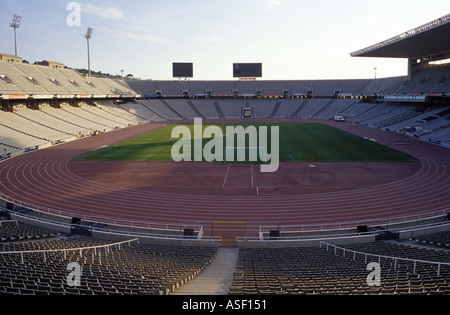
351, 13, 450, 59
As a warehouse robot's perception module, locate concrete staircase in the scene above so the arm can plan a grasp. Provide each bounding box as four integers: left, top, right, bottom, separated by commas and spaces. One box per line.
170, 247, 239, 296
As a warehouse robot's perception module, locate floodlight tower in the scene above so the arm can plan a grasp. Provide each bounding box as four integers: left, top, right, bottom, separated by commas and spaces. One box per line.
85, 27, 93, 77
10, 14, 22, 56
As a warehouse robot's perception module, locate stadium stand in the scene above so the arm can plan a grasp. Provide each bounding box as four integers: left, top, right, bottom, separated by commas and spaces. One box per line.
413, 231, 450, 249
0, 219, 59, 243
95, 100, 147, 125
0, 233, 217, 295
0, 59, 140, 96
229, 242, 450, 295
2, 68, 450, 153
118, 101, 167, 122
188, 99, 221, 119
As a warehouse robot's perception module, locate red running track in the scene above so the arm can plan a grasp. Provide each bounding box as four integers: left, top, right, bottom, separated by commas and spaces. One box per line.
0, 120, 449, 237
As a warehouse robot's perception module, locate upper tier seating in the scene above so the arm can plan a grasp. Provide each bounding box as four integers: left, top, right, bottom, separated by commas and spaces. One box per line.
0, 60, 138, 96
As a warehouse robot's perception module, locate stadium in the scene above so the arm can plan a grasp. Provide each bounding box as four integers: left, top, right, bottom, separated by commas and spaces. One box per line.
0, 8, 450, 300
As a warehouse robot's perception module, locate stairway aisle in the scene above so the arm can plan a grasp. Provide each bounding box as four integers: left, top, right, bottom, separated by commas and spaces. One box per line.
171, 247, 239, 296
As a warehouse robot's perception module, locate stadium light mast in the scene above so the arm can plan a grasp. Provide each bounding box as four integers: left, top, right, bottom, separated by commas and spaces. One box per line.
85, 27, 93, 77
9, 14, 22, 56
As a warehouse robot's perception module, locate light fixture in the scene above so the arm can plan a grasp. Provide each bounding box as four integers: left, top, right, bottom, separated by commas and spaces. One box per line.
85, 27, 93, 77
9, 14, 22, 56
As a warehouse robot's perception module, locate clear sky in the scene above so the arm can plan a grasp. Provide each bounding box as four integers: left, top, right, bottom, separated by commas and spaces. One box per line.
1, 0, 450, 80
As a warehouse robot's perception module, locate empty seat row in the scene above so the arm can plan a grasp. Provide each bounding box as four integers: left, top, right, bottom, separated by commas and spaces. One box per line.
229, 241, 450, 295
0, 236, 217, 295
0, 220, 59, 242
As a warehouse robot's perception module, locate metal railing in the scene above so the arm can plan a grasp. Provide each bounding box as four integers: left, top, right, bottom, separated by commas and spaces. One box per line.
0, 238, 139, 264
0, 205, 223, 243
0, 192, 182, 231
320, 241, 450, 277
259, 209, 449, 234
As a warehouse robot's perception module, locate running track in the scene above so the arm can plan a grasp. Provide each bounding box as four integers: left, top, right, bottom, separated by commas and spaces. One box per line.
0, 120, 449, 237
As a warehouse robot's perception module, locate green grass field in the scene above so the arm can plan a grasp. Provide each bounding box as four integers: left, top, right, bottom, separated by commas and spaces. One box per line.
73, 123, 418, 163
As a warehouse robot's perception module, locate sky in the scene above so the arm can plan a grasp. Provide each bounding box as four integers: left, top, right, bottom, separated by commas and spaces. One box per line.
1, 0, 450, 81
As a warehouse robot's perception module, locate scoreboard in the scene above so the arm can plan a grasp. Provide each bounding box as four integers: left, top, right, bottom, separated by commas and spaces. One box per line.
173, 63, 194, 78
233, 63, 262, 78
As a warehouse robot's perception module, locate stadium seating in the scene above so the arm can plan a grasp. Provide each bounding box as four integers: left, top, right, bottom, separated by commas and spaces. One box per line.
229, 241, 450, 295
386, 66, 450, 95
0, 220, 59, 242
0, 232, 217, 295
2, 97, 450, 152
118, 101, 167, 122
0, 60, 139, 96
137, 99, 184, 120
187, 99, 221, 119
2, 59, 450, 151
1, 213, 449, 295
413, 231, 450, 249
95, 100, 147, 125
0, 61, 47, 95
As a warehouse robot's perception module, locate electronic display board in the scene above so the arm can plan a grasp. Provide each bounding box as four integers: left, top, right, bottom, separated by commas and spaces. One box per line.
233, 63, 262, 78
173, 63, 194, 78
